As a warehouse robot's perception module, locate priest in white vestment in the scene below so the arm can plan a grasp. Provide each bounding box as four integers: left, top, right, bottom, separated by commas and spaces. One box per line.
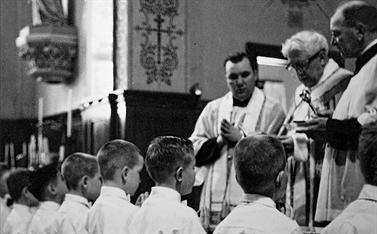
190, 52, 285, 231
297, 1, 377, 223
280, 30, 352, 225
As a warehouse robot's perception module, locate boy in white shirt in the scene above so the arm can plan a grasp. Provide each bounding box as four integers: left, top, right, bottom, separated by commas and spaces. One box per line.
0, 167, 12, 233
44, 153, 102, 234
86, 139, 144, 234
129, 136, 206, 234
27, 163, 68, 234
3, 168, 39, 234
214, 135, 300, 234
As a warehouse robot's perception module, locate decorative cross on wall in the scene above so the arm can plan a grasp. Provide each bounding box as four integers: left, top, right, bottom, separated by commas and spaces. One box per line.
135, 0, 184, 86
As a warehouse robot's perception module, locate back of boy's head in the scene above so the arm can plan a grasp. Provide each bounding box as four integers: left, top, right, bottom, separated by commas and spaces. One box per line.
6, 168, 31, 202
359, 123, 377, 186
62, 152, 98, 190
234, 134, 286, 195
0, 166, 10, 198
28, 163, 60, 201
97, 139, 141, 182
146, 136, 194, 184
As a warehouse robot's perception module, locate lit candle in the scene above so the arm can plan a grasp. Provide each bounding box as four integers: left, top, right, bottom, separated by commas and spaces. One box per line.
59, 145, 65, 162
67, 89, 73, 137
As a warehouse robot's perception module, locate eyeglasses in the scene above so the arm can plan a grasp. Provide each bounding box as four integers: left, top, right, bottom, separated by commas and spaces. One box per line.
286, 50, 323, 72
227, 71, 251, 80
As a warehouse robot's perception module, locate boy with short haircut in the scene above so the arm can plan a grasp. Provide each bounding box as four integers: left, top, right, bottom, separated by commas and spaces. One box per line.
86, 139, 144, 234
27, 163, 68, 234
44, 153, 102, 234
129, 136, 205, 234
3, 168, 39, 234
214, 135, 300, 234
0, 167, 12, 233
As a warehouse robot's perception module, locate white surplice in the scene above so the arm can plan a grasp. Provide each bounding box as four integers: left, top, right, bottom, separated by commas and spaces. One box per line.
213, 193, 300, 234
44, 194, 90, 234
2, 204, 36, 234
86, 186, 138, 234
190, 87, 285, 230
316, 40, 377, 222
129, 186, 206, 234
284, 59, 352, 224
27, 201, 60, 234
321, 184, 377, 234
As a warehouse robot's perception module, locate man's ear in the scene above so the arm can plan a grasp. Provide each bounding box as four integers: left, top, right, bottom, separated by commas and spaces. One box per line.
275, 171, 285, 188
175, 167, 183, 183
355, 23, 366, 41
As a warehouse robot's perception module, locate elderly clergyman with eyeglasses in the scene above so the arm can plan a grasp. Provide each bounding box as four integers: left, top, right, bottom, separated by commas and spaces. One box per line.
279, 30, 352, 226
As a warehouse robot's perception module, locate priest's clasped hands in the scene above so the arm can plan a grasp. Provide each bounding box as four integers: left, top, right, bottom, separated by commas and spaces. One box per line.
219, 119, 244, 145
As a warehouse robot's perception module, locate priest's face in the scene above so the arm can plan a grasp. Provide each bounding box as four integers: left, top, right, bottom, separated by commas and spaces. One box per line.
330, 12, 364, 58
225, 58, 256, 102
287, 50, 325, 88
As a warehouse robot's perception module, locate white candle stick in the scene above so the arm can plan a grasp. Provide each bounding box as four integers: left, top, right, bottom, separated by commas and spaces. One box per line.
67, 89, 73, 137
10, 143, 15, 168
38, 97, 43, 127
4, 144, 9, 165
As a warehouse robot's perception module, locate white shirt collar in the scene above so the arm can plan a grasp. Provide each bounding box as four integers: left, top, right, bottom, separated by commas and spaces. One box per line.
358, 184, 377, 201
240, 193, 276, 209
100, 186, 129, 201
64, 193, 90, 208
12, 203, 31, 212
362, 38, 377, 54
39, 201, 60, 210
150, 186, 181, 202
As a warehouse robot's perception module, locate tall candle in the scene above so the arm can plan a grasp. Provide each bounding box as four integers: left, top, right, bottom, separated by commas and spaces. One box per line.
10, 143, 15, 168
67, 89, 73, 137
38, 98, 43, 127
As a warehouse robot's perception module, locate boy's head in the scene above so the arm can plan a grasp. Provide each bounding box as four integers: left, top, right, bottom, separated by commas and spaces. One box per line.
97, 139, 144, 195
28, 163, 68, 204
359, 123, 377, 186
62, 153, 102, 202
234, 134, 287, 200
146, 136, 195, 196
7, 168, 39, 206
0, 166, 10, 198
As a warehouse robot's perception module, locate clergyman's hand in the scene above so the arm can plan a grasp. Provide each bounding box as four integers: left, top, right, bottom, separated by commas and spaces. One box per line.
278, 136, 294, 155
220, 119, 242, 143
295, 117, 328, 141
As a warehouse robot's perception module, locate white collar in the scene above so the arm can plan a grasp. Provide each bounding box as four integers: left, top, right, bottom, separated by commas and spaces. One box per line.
39, 201, 60, 210
100, 186, 129, 201
240, 193, 276, 209
150, 186, 181, 202
362, 38, 377, 54
64, 193, 90, 208
358, 184, 377, 201
12, 203, 32, 212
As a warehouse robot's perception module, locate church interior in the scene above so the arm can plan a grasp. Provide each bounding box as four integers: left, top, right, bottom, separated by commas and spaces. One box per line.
1, 0, 377, 233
